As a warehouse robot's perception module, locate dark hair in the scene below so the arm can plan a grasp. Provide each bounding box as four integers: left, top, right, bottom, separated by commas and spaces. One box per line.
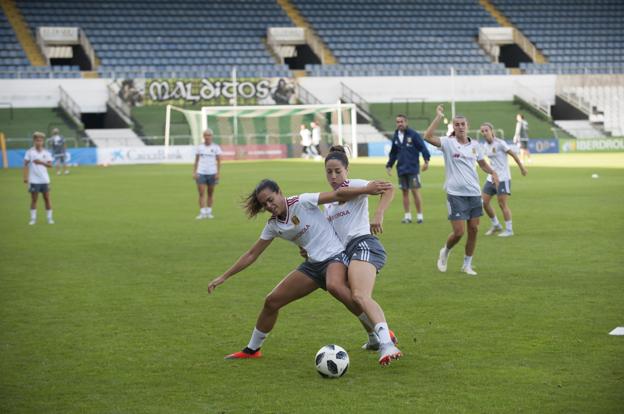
396, 114, 407, 120
325, 145, 349, 168
243, 179, 280, 218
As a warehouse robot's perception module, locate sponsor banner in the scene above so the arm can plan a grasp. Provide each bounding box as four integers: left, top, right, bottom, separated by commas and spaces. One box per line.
367, 141, 442, 157
97, 145, 288, 165
38, 26, 79, 44
3, 148, 96, 168
528, 139, 559, 154
118, 78, 297, 107
571, 138, 624, 152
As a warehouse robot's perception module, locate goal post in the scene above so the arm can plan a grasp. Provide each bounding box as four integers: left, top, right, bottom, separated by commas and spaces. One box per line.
165, 103, 358, 158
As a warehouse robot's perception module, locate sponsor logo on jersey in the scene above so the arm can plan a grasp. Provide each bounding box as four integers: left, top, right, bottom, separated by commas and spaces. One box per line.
292, 224, 310, 241
328, 210, 351, 222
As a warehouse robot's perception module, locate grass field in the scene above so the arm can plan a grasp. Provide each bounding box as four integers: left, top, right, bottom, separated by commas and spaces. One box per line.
1, 155, 623, 413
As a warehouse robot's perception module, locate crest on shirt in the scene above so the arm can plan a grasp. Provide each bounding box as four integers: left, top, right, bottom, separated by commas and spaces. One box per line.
472, 148, 477, 155
407, 137, 412, 144
492, 147, 496, 153
292, 215, 300, 225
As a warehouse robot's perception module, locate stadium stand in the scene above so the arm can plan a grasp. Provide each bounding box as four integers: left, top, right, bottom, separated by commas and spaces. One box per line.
0, 10, 30, 73
291, 0, 508, 76
12, 0, 295, 78
491, 0, 624, 74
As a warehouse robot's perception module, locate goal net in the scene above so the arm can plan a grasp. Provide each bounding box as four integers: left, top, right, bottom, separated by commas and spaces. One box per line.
164, 103, 359, 158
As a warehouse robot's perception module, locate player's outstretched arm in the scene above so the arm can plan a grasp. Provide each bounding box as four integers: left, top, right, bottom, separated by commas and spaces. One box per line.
317, 180, 393, 204
423, 104, 444, 148
507, 149, 527, 176
478, 159, 500, 187
208, 238, 272, 294
370, 185, 395, 235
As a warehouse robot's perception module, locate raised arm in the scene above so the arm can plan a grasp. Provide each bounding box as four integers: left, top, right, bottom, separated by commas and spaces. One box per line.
507, 149, 527, 176
207, 238, 273, 293
478, 159, 500, 187
423, 104, 444, 147
317, 180, 393, 204
370, 186, 395, 235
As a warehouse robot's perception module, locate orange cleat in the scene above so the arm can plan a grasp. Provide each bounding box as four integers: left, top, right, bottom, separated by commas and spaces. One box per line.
224, 349, 262, 360
390, 330, 398, 345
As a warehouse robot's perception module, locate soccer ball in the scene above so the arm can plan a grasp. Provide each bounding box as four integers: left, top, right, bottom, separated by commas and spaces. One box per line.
315, 344, 349, 378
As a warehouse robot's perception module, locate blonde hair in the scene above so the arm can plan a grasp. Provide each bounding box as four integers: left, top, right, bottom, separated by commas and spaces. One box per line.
32, 131, 45, 140
480, 122, 495, 137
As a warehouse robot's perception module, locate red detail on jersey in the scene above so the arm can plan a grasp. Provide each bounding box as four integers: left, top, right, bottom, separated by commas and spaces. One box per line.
287, 196, 299, 206
339, 180, 350, 188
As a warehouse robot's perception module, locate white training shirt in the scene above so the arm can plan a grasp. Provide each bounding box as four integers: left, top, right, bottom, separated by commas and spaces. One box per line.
24, 147, 52, 184
324, 179, 370, 246
311, 126, 321, 145
439, 136, 484, 196
195, 143, 222, 175
300, 128, 312, 146
260, 193, 344, 263
483, 138, 512, 183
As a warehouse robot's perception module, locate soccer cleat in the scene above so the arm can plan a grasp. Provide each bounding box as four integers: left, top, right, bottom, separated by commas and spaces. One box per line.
206, 213, 214, 219
461, 266, 478, 276
224, 349, 262, 360
48, 219, 55, 225
362, 329, 398, 351
498, 230, 514, 237
437, 247, 448, 272
195, 214, 206, 220
378, 344, 402, 366
401, 218, 412, 224
417, 218, 423, 224
28, 220, 36, 225
56, 171, 61, 176
64, 170, 70, 175
485, 225, 503, 236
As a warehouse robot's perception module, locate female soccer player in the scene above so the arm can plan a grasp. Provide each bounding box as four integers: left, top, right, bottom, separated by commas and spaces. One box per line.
480, 122, 527, 237
321, 146, 402, 364
193, 129, 221, 219
207, 178, 402, 365
423, 105, 499, 276
23, 132, 54, 225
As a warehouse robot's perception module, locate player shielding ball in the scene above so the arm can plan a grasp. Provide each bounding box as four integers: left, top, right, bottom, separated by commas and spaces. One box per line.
207, 178, 402, 365
193, 129, 221, 219
423, 105, 499, 276
23, 132, 54, 225
480, 122, 527, 237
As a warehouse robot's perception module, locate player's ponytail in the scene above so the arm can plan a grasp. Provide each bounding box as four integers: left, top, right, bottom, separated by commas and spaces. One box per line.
325, 145, 349, 168
243, 179, 281, 218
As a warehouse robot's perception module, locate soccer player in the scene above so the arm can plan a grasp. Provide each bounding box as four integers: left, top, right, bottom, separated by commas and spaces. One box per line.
48, 128, 69, 175
193, 129, 221, 219
23, 132, 54, 225
310, 121, 322, 156
207, 178, 400, 365
386, 114, 430, 224
513, 114, 531, 164
322, 146, 402, 364
299, 124, 312, 158
481, 122, 527, 237
423, 105, 499, 276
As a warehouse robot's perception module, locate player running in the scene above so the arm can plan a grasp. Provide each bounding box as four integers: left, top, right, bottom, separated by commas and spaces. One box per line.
321, 145, 402, 364
423, 105, 499, 276
207, 178, 401, 365
23, 132, 54, 225
193, 129, 221, 219
480, 122, 527, 237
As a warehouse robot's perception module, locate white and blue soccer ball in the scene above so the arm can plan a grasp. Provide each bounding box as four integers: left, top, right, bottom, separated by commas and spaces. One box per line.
315, 344, 349, 378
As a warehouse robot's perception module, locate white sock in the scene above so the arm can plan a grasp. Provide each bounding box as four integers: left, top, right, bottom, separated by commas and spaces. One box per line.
463, 255, 473, 268
358, 312, 374, 331
207, 207, 212, 214
247, 327, 268, 351
505, 220, 513, 231
374, 322, 392, 345
46, 210, 53, 220
30, 209, 36, 220
416, 213, 423, 220
404, 212, 412, 220
200, 208, 205, 215
491, 216, 500, 226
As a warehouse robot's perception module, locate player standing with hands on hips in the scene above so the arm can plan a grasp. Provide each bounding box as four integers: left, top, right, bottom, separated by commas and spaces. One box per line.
23, 132, 54, 225
423, 105, 499, 276
193, 129, 221, 220
386, 114, 430, 224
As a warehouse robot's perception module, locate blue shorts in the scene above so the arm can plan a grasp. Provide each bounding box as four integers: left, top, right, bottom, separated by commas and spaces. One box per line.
398, 173, 421, 190
446, 194, 483, 221
29, 183, 50, 193
196, 174, 218, 185
53, 153, 66, 162
483, 180, 511, 196
344, 234, 387, 273
297, 252, 347, 291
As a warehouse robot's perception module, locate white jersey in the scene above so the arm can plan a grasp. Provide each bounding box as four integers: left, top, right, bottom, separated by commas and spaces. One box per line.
324, 179, 370, 246
300, 129, 312, 146
311, 126, 321, 145
439, 136, 484, 197
483, 138, 511, 182
196, 143, 222, 175
24, 147, 52, 184
260, 193, 344, 263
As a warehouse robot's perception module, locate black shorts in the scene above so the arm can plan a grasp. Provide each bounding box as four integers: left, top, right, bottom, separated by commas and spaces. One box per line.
29, 183, 50, 193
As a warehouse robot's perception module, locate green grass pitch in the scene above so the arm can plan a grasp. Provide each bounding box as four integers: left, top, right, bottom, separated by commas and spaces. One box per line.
1, 156, 623, 413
